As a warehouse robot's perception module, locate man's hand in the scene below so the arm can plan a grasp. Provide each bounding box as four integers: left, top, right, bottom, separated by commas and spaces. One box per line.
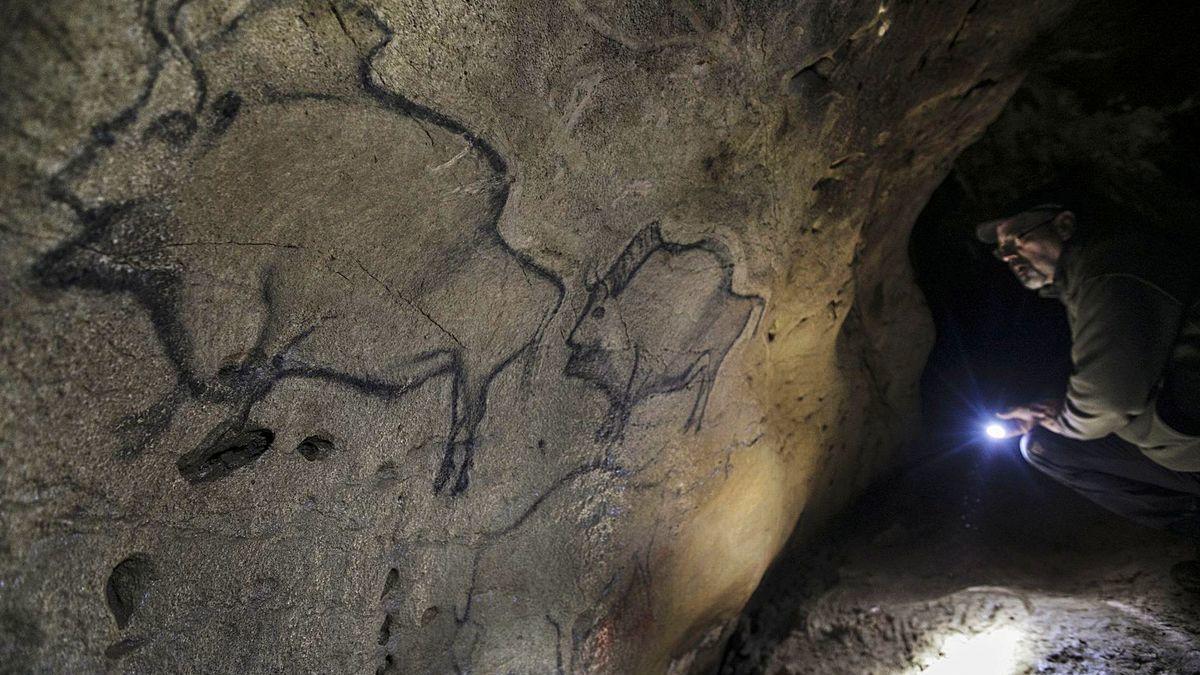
1032, 399, 1065, 434
996, 399, 1064, 437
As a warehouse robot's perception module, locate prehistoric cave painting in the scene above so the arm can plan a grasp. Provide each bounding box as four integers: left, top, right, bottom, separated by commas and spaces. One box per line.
566, 223, 761, 442
33, 0, 564, 495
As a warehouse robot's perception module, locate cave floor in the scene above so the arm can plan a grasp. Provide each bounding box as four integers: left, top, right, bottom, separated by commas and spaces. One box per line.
759, 437, 1200, 674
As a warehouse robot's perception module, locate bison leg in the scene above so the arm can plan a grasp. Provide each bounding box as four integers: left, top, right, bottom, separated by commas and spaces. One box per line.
683, 353, 714, 433
433, 362, 489, 496
432, 364, 462, 494
451, 374, 492, 496
595, 401, 630, 444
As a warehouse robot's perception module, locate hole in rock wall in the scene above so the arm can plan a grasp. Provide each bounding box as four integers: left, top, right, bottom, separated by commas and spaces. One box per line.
721, 0, 1200, 672
296, 434, 335, 461
105, 555, 153, 630
103, 637, 147, 660
176, 424, 275, 483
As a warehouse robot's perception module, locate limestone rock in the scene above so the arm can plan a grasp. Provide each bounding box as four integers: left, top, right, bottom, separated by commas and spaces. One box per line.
0, 0, 1070, 671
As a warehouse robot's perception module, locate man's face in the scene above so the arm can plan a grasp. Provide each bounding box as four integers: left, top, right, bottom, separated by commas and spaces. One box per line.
994, 212, 1067, 290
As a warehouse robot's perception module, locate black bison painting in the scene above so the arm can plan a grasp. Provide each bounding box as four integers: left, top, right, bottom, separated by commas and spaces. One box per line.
33, 0, 563, 495
565, 223, 760, 443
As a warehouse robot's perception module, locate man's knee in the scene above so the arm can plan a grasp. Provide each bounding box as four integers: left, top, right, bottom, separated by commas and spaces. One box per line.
1020, 427, 1066, 472
1019, 432, 1042, 465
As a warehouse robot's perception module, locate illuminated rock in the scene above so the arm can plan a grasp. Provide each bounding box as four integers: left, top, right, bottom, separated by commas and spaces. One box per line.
0, 0, 1070, 671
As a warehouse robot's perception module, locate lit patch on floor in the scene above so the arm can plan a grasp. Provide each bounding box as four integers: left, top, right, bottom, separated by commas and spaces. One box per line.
908, 623, 1024, 675
765, 584, 1200, 674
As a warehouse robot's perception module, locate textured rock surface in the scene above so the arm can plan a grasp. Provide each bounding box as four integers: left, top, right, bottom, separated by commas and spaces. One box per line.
1, 1, 1069, 671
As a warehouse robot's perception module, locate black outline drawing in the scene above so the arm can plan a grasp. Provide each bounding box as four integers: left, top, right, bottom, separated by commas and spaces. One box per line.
33, 0, 565, 495
565, 222, 762, 443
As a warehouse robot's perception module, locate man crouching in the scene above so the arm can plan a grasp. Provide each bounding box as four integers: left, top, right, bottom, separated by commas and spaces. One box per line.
977, 199, 1200, 590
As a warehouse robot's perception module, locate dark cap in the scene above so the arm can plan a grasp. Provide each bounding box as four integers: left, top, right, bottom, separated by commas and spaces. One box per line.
974, 202, 1067, 244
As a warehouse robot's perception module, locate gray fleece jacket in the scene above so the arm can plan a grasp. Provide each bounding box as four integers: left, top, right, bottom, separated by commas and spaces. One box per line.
1051, 231, 1200, 470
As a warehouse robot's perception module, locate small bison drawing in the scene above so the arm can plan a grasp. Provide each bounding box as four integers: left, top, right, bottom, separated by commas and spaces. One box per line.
565, 223, 761, 442
33, 0, 563, 494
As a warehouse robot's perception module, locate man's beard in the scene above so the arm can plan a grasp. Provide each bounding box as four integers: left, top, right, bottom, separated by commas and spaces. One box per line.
1009, 256, 1050, 289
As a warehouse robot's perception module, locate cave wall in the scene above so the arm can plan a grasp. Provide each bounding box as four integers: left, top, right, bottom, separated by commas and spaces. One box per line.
0, 1, 1071, 671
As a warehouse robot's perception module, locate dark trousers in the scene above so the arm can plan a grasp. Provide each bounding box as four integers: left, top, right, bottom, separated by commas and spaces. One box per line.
1021, 426, 1200, 530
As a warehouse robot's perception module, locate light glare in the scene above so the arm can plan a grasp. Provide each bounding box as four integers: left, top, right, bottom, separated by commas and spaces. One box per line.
912, 624, 1024, 675
985, 423, 1006, 439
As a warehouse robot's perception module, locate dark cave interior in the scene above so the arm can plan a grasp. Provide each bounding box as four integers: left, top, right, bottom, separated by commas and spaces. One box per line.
722, 0, 1200, 672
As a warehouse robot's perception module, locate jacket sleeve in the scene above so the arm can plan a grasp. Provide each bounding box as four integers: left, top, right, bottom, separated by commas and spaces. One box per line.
1056, 274, 1183, 440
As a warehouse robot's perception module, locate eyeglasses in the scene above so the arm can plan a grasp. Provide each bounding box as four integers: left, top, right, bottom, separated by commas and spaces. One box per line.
992, 213, 1059, 260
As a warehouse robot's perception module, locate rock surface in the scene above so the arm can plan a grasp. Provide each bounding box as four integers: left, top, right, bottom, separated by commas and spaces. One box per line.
1, 0, 1070, 671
